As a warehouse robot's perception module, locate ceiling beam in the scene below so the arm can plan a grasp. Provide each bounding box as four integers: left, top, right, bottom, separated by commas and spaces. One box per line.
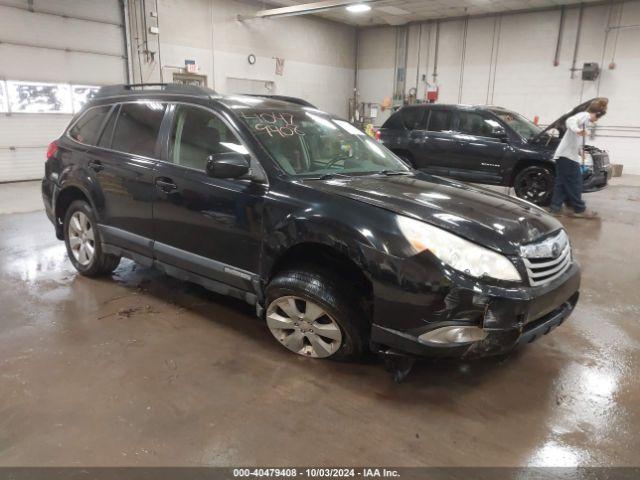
238, 0, 379, 21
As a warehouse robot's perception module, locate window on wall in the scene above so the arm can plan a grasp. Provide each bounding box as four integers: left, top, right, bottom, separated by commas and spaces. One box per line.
68, 106, 113, 146
7, 81, 72, 114
0, 82, 7, 113
169, 105, 247, 171
72, 86, 101, 113
111, 102, 166, 158
0, 80, 100, 114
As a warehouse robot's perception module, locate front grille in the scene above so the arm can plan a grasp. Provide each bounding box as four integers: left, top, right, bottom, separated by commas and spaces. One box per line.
520, 230, 572, 287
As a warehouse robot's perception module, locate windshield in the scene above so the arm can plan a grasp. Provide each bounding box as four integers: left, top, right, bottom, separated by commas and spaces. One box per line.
238, 108, 410, 177
489, 109, 542, 140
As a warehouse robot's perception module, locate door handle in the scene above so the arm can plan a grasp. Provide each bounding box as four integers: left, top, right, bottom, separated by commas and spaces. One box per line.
155, 178, 177, 193
88, 160, 104, 172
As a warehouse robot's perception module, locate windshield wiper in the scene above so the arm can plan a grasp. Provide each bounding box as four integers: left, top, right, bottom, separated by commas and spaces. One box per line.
306, 172, 352, 180
369, 170, 413, 176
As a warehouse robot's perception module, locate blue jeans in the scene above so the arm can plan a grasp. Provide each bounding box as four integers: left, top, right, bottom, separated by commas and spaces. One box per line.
550, 157, 586, 213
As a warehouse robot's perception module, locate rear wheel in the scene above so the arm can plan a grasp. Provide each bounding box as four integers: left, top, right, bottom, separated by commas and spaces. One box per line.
63, 200, 121, 276
265, 266, 368, 361
513, 166, 554, 206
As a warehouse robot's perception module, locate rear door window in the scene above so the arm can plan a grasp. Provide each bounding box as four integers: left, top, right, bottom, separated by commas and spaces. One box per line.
400, 107, 425, 130
426, 110, 453, 132
97, 105, 119, 148
68, 105, 112, 145
381, 111, 404, 130
111, 102, 166, 158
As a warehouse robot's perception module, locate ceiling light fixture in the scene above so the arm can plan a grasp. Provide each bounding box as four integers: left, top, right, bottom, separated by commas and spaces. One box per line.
346, 4, 371, 13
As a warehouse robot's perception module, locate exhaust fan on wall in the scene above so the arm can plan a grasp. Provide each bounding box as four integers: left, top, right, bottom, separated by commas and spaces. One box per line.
582, 63, 600, 81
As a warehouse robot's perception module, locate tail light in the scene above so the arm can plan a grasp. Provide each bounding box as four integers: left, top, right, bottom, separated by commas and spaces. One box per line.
46, 141, 58, 160
375, 129, 381, 141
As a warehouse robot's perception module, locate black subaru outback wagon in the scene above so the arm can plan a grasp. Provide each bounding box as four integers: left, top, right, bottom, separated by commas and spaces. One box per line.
378, 100, 611, 205
43, 84, 580, 364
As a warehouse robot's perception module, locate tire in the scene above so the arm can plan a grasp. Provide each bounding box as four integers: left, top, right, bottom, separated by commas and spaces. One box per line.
63, 200, 121, 277
265, 266, 368, 361
513, 166, 554, 206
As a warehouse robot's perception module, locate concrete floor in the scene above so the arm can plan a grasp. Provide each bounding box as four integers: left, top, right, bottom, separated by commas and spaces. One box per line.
0, 179, 638, 467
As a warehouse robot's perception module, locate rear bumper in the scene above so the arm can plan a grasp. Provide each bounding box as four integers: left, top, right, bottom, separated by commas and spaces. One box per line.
583, 164, 611, 193
42, 177, 62, 238
370, 262, 581, 359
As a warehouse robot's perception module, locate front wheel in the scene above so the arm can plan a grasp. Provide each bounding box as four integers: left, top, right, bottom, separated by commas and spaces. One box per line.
513, 166, 554, 206
265, 267, 368, 361
63, 200, 121, 276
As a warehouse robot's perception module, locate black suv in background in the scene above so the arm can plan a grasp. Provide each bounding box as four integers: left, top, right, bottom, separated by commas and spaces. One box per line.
43, 84, 580, 367
378, 100, 611, 205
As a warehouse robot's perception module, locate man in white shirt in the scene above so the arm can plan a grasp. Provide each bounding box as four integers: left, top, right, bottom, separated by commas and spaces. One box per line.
549, 98, 608, 219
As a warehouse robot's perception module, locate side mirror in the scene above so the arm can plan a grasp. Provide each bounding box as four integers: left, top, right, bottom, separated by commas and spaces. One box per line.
492, 127, 508, 142
206, 153, 250, 179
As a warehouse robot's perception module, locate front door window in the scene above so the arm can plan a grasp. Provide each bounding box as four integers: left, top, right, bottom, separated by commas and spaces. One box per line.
169, 105, 247, 171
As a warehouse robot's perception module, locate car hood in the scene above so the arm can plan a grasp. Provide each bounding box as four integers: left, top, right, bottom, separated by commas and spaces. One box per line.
531, 98, 595, 142
305, 173, 561, 255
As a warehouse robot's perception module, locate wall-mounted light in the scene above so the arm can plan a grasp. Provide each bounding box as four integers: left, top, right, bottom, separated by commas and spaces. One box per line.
346, 4, 371, 13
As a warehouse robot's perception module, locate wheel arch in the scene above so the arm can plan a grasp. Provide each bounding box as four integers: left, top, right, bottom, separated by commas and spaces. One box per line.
267, 242, 374, 320
510, 159, 555, 186
53, 185, 99, 239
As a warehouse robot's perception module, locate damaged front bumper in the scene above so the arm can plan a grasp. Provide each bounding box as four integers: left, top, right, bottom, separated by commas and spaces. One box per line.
369, 261, 581, 359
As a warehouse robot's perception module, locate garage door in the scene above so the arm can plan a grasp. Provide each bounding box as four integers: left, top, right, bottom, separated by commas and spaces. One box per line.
0, 0, 127, 182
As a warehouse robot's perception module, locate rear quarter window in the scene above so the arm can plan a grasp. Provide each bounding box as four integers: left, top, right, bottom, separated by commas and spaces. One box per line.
68, 105, 112, 145
400, 107, 425, 130
381, 111, 404, 130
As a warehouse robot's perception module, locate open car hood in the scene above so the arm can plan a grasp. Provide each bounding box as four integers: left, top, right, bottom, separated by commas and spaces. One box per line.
531, 98, 595, 142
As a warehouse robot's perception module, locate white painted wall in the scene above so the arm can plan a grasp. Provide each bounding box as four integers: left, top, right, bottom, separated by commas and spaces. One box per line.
1, 0, 356, 181
131, 0, 357, 117
0, 0, 126, 182
357, 1, 640, 174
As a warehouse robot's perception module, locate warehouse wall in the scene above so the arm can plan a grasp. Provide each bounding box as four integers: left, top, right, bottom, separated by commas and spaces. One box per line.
0, 0, 126, 182
357, 1, 640, 174
130, 0, 356, 117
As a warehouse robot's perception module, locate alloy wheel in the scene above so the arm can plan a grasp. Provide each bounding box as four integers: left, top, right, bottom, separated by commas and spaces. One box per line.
515, 170, 552, 203
266, 296, 343, 358
68, 211, 95, 266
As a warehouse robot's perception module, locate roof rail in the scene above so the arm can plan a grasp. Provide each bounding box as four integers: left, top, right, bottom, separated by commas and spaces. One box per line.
94, 83, 216, 98
245, 94, 317, 109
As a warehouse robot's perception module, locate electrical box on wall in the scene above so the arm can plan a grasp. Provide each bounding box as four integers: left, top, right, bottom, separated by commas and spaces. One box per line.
582, 63, 600, 81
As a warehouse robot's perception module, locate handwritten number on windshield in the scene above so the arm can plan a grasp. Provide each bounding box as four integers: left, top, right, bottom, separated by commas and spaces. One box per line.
242, 112, 305, 138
